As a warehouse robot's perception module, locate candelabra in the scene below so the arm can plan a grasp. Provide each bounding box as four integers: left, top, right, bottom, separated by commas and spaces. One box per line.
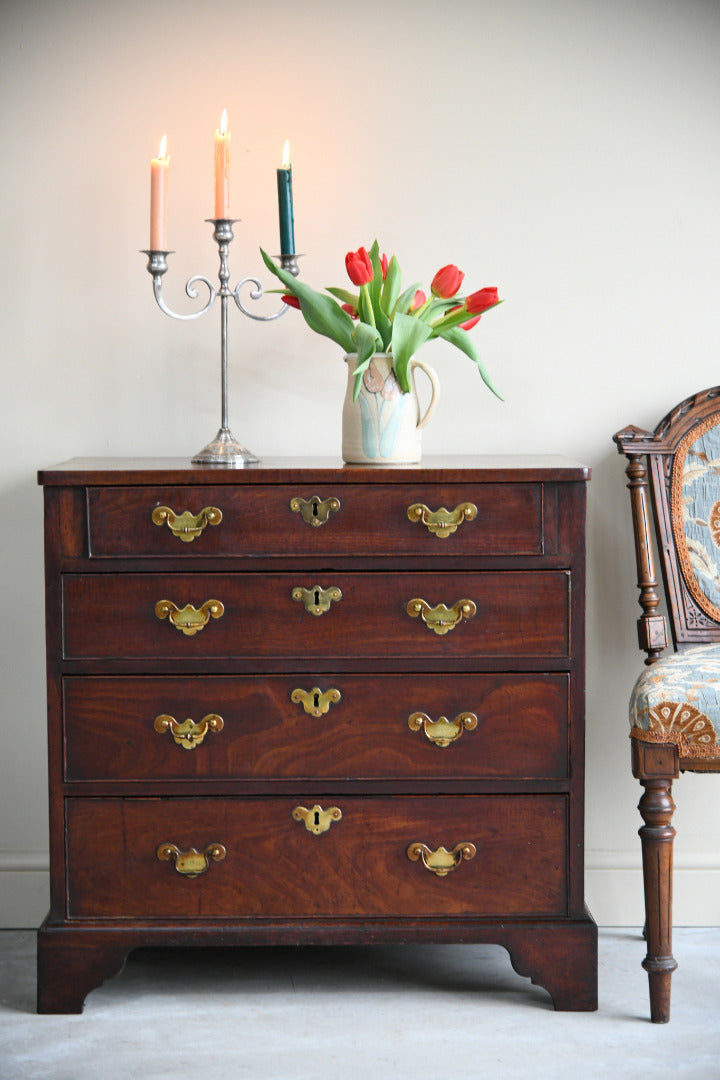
143, 219, 299, 465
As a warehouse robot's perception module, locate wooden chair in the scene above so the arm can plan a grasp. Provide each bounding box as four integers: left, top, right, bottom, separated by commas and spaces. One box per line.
614, 386, 720, 1022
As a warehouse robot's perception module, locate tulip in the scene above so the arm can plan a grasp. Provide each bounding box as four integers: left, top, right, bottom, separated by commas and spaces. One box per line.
345, 246, 373, 287
380, 253, 389, 279
281, 294, 301, 309
431, 264, 464, 298
448, 304, 481, 331
409, 289, 427, 311
465, 287, 499, 315
342, 303, 359, 319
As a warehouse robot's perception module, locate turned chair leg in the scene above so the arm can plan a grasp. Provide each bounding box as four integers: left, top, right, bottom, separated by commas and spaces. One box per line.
637, 776, 678, 1022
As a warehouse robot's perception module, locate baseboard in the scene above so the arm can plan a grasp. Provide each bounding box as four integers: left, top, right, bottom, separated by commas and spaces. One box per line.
586, 850, 720, 926
1, 856, 718, 929
0, 856, 50, 928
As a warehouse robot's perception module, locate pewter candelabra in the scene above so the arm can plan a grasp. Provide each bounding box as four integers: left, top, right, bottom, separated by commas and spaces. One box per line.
143, 219, 299, 465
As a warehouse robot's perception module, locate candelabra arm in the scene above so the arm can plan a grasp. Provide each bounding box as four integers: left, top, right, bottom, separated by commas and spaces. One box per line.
233, 277, 288, 321
142, 251, 217, 321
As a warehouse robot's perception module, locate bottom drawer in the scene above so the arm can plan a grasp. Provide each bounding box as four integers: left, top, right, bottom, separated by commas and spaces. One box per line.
65, 796, 567, 919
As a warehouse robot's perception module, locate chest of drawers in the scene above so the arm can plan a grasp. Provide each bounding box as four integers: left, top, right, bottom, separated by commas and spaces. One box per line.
36, 456, 597, 1013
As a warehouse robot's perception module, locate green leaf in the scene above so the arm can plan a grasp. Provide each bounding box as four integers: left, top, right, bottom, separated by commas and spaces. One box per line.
357, 283, 376, 329
260, 249, 356, 352
380, 255, 402, 316
391, 313, 433, 392
327, 287, 359, 307
392, 282, 423, 317
350, 321, 382, 400
437, 326, 503, 400
367, 242, 392, 349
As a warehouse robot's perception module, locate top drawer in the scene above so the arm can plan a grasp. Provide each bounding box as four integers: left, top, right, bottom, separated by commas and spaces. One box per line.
86, 483, 546, 559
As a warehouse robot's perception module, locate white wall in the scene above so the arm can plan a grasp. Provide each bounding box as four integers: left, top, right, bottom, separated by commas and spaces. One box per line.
1, 0, 719, 927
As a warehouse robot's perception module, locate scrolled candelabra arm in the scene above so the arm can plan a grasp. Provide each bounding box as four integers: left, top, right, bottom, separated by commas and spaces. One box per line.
142, 250, 217, 322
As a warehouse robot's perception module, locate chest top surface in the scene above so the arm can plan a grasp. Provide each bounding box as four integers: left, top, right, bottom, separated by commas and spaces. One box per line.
38, 455, 590, 486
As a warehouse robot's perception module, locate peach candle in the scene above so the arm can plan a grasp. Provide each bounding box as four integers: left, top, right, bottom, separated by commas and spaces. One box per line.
149, 135, 169, 250
214, 110, 231, 218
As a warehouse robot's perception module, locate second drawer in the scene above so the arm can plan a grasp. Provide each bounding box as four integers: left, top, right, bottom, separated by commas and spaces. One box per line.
63, 673, 570, 781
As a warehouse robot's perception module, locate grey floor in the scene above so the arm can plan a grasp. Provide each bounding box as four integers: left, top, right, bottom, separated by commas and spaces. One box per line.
1, 929, 719, 1079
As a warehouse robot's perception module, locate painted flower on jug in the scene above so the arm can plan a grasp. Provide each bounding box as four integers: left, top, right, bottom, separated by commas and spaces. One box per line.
261, 241, 503, 402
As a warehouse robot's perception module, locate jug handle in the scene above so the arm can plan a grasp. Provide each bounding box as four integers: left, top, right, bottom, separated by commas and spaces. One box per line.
409, 358, 440, 431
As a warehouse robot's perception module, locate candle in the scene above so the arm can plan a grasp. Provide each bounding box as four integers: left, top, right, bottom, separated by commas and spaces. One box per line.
214, 109, 231, 218
276, 139, 295, 256
149, 134, 169, 250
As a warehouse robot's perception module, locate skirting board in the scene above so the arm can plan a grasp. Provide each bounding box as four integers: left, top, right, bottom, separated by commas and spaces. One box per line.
1, 856, 719, 929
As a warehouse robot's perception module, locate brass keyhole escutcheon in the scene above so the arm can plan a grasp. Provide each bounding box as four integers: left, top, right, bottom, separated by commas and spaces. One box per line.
406, 598, 476, 635
154, 713, 224, 749
292, 585, 342, 615
406, 502, 478, 538
290, 495, 341, 527
152, 505, 223, 542
406, 842, 477, 877
155, 599, 224, 636
292, 804, 342, 835
291, 687, 342, 717
408, 711, 478, 747
156, 842, 226, 878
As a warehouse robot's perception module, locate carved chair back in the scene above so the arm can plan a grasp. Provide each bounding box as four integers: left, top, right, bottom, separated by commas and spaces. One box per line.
614, 387, 720, 662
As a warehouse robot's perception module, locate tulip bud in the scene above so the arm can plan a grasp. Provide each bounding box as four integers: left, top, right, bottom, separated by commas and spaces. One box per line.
341, 303, 359, 319
465, 287, 499, 315
431, 264, 465, 298
380, 253, 389, 279
345, 246, 373, 287
281, 294, 301, 309
409, 289, 427, 311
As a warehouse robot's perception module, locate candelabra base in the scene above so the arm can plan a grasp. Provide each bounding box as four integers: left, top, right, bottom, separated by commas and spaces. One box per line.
192, 427, 259, 466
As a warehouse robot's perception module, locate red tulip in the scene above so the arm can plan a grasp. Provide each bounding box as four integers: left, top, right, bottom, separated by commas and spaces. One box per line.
465, 287, 499, 314
448, 304, 481, 331
409, 289, 427, 311
380, 253, 389, 279
342, 302, 359, 319
431, 264, 464, 298
345, 246, 373, 287
282, 293, 301, 309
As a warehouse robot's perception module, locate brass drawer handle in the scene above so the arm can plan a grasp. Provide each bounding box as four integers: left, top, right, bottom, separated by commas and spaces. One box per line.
291, 687, 342, 716
408, 711, 478, 747
407, 502, 477, 538
155, 599, 225, 636
154, 713, 224, 749
292, 804, 342, 835
406, 841, 477, 877
290, 495, 341, 527
156, 842, 226, 878
292, 585, 342, 615
406, 598, 476, 635
151, 505, 223, 542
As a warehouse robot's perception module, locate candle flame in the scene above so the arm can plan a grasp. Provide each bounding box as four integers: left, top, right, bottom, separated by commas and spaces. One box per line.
158, 134, 167, 159
219, 109, 228, 136
281, 139, 291, 169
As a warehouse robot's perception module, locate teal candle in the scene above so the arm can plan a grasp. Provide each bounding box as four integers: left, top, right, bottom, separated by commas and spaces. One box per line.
276, 141, 295, 256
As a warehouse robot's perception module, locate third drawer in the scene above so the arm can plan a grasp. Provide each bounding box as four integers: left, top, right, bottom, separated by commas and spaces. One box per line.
63, 673, 570, 781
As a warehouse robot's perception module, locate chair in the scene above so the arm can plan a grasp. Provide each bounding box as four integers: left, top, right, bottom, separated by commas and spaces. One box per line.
614, 386, 720, 1022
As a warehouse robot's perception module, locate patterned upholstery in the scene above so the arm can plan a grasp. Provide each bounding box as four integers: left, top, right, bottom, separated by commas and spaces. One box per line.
671, 416, 720, 621
630, 644, 720, 760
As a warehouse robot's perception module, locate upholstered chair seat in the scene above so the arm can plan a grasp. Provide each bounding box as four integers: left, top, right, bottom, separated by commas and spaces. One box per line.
631, 643, 720, 764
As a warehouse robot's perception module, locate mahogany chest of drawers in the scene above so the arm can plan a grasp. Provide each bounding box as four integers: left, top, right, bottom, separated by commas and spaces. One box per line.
36, 456, 597, 1013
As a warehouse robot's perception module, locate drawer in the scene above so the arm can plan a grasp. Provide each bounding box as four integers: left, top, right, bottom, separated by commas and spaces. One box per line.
61, 571, 570, 661
65, 796, 568, 919
63, 674, 570, 781
86, 483, 545, 558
